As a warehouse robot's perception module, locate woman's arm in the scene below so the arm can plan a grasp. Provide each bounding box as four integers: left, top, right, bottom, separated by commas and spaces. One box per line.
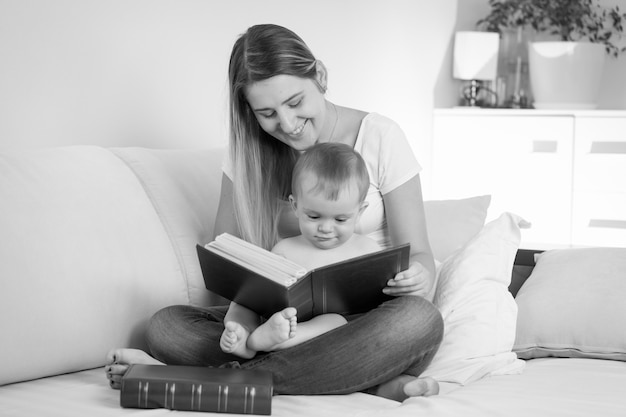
213, 173, 240, 240
382, 174, 436, 301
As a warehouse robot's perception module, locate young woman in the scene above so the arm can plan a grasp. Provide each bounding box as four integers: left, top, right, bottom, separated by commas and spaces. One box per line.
106, 23, 443, 401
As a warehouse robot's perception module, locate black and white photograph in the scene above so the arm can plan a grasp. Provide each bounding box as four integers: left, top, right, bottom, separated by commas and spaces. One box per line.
1, 1, 625, 416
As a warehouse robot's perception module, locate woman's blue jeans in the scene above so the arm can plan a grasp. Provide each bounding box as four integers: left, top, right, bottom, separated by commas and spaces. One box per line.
145, 296, 443, 395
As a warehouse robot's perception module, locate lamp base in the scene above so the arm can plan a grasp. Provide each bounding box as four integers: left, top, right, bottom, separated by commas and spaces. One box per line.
459, 80, 497, 107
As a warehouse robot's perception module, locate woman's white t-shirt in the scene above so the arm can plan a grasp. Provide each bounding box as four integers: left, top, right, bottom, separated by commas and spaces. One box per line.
352, 113, 421, 248
222, 112, 421, 249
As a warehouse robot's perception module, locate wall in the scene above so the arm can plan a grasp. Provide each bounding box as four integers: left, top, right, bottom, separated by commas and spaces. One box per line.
4, 0, 622, 194
0, 0, 456, 182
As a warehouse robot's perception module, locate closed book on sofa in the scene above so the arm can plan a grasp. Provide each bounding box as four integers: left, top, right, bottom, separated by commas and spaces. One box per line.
120, 364, 273, 414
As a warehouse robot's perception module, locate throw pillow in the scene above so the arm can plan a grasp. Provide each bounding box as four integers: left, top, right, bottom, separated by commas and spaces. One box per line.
423, 195, 491, 262
514, 247, 626, 361
422, 212, 530, 386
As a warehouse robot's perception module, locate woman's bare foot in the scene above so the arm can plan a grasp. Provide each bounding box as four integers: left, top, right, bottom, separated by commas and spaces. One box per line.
220, 321, 256, 359
105, 348, 163, 390
247, 307, 297, 352
375, 375, 439, 402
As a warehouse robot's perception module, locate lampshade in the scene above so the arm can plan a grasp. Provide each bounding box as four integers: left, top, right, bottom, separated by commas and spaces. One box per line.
453, 31, 499, 81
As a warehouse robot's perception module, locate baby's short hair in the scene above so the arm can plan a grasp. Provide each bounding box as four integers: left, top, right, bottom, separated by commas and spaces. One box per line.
291, 142, 370, 202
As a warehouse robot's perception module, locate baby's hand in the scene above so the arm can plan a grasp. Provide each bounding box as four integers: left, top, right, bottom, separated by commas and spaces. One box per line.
383, 261, 432, 297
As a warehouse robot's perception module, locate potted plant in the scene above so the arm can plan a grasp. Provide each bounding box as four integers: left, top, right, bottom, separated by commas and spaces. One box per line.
477, 0, 626, 109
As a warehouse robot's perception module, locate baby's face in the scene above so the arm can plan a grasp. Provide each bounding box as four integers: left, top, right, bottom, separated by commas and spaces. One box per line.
290, 178, 364, 250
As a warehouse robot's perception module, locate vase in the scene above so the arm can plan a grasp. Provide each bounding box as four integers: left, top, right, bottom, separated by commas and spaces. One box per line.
496, 27, 534, 108
529, 41, 606, 109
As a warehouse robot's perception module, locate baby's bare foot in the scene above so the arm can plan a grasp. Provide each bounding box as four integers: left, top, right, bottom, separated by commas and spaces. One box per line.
248, 307, 297, 352
105, 348, 163, 390
404, 376, 439, 397
374, 375, 439, 402
220, 321, 255, 359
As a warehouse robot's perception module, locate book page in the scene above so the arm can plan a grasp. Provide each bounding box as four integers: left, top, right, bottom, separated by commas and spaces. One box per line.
206, 233, 307, 286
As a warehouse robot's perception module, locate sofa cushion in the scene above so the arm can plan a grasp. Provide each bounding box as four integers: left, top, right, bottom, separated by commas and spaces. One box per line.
514, 247, 626, 361
423, 195, 491, 263
111, 147, 225, 307
0, 147, 191, 385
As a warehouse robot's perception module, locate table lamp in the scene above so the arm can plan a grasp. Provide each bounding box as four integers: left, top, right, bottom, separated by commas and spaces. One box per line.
453, 31, 500, 107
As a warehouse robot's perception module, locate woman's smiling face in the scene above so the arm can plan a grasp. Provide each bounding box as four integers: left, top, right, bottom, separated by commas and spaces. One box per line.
245, 74, 328, 151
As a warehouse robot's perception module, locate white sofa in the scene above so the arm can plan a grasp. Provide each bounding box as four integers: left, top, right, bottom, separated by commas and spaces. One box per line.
2, 146, 626, 417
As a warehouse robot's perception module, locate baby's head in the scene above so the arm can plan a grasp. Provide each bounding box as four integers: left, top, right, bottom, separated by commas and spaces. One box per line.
289, 142, 370, 249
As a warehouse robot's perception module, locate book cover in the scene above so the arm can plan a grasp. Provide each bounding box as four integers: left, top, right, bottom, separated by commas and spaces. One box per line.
196, 234, 410, 321
120, 364, 273, 415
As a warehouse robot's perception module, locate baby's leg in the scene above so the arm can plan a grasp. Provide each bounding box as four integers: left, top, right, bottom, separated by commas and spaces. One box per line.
247, 307, 298, 352
220, 321, 256, 359
105, 348, 163, 390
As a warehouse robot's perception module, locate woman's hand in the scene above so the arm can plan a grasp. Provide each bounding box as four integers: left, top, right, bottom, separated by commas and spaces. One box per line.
381, 175, 436, 300
383, 260, 433, 297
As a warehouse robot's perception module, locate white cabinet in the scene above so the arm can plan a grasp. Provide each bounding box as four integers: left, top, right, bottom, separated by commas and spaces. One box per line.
431, 109, 626, 248
572, 117, 626, 246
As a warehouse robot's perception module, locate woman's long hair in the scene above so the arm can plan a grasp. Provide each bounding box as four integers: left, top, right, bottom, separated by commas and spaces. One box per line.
228, 24, 320, 249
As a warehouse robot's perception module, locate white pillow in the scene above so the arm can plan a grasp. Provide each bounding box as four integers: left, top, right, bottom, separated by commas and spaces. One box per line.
514, 248, 626, 361
422, 212, 530, 387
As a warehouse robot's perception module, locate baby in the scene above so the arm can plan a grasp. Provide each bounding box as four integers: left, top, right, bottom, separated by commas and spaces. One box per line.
220, 142, 381, 358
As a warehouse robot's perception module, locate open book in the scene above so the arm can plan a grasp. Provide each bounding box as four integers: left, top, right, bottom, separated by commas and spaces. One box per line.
197, 233, 410, 321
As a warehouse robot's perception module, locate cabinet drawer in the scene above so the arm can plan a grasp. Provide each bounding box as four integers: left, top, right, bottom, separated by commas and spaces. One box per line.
432, 114, 573, 246
432, 115, 573, 198
572, 191, 626, 247
575, 117, 626, 193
